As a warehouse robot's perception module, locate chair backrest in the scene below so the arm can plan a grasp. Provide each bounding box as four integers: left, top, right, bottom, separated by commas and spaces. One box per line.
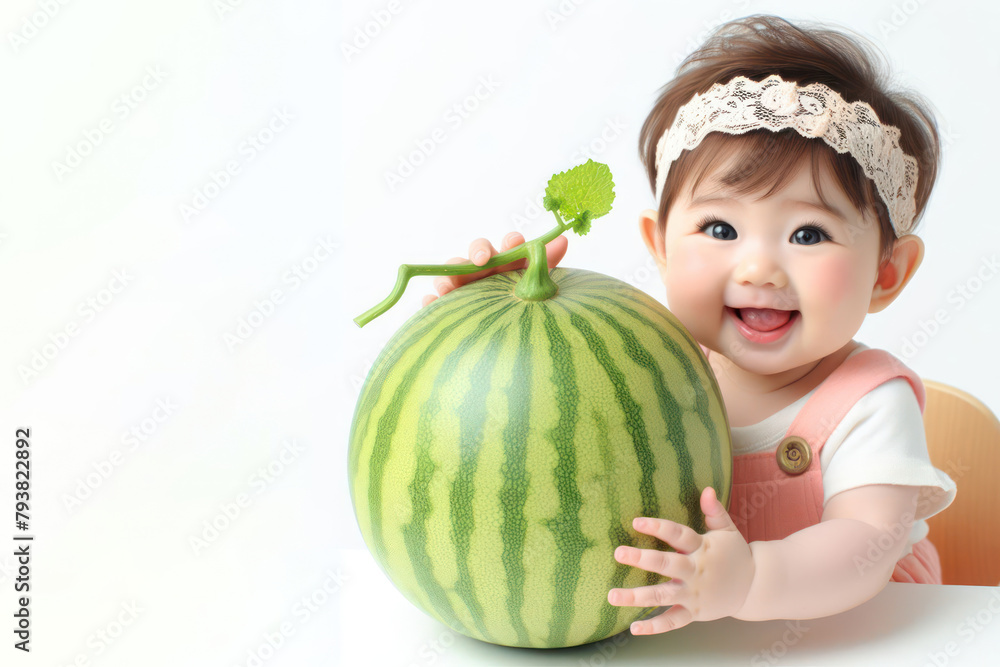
922, 379, 1000, 586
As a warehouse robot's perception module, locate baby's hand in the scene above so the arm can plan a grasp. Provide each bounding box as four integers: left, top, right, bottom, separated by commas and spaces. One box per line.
420, 232, 569, 307
608, 487, 755, 635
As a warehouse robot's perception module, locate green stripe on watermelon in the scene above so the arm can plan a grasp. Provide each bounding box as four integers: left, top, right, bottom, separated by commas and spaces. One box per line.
581, 407, 658, 645
401, 407, 473, 638
583, 286, 732, 507
569, 296, 704, 531
537, 303, 591, 647
557, 271, 731, 508
498, 306, 534, 647
361, 301, 511, 564
561, 303, 663, 522
375, 303, 517, 640
449, 325, 514, 644
348, 286, 497, 482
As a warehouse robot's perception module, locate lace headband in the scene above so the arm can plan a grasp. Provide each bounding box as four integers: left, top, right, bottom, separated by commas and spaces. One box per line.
653, 74, 919, 236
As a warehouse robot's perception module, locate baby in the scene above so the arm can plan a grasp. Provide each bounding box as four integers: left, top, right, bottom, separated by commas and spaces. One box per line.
421, 15, 955, 634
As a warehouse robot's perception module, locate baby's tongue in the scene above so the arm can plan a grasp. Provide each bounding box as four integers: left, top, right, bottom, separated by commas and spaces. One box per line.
739, 308, 792, 332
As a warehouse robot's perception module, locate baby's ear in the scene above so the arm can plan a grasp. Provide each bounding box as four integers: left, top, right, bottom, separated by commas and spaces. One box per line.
869, 234, 924, 313
638, 208, 666, 267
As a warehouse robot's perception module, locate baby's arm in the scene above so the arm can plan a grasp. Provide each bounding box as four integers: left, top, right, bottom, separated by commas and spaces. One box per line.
610, 484, 919, 633
737, 483, 919, 620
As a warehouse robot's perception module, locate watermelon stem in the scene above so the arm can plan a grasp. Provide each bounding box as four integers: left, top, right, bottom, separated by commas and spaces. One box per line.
354, 214, 570, 327
512, 216, 560, 302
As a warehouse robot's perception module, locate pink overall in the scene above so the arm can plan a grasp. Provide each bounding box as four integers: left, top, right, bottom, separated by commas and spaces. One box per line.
725, 347, 943, 584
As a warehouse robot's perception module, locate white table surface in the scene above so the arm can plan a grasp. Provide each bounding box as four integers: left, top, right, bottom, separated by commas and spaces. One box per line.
336, 548, 1000, 667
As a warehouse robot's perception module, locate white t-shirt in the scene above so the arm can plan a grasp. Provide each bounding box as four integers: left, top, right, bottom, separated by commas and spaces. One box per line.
728, 346, 957, 554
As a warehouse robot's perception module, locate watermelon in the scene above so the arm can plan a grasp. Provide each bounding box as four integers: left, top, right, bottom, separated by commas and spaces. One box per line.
348, 266, 732, 648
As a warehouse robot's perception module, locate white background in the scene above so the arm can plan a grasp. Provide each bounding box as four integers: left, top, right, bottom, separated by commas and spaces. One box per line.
0, 1, 997, 665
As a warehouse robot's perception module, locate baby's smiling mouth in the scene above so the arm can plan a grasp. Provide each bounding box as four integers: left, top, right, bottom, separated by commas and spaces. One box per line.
729, 307, 799, 332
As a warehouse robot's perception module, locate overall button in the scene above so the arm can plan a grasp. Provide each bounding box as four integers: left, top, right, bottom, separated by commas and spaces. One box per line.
776, 436, 812, 475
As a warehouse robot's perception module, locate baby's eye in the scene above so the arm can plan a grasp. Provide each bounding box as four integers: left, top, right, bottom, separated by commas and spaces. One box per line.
698, 219, 737, 240
791, 226, 831, 245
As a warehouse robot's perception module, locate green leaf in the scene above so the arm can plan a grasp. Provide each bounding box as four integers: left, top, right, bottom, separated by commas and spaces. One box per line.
544, 159, 615, 235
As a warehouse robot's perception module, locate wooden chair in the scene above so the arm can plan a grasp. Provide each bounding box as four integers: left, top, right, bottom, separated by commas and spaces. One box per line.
922, 380, 1000, 586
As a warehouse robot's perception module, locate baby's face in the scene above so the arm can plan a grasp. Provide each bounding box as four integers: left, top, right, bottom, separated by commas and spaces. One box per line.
660, 154, 882, 377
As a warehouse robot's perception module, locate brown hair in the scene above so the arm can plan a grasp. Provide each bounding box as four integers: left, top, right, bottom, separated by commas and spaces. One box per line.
638, 15, 941, 265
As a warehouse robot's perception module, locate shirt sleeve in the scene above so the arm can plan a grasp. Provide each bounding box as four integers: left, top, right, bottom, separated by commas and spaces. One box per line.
819, 378, 957, 521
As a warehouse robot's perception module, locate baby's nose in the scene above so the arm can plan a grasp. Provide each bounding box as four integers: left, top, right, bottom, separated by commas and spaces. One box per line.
732, 254, 789, 289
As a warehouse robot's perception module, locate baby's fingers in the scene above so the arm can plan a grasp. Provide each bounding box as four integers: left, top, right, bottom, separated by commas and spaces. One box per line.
608, 580, 683, 608
614, 544, 695, 580
503, 231, 525, 249
630, 605, 695, 635
469, 233, 522, 266
419, 231, 566, 310
443, 233, 524, 292
476, 232, 568, 274
431, 257, 477, 298
468, 237, 500, 267
466, 235, 510, 267
468, 232, 531, 274
540, 234, 568, 271
632, 517, 702, 555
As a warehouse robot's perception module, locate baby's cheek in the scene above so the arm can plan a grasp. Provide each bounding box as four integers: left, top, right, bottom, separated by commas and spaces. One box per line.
807, 256, 873, 313
664, 245, 722, 335
665, 248, 715, 300
810, 257, 859, 301
668, 239, 720, 278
